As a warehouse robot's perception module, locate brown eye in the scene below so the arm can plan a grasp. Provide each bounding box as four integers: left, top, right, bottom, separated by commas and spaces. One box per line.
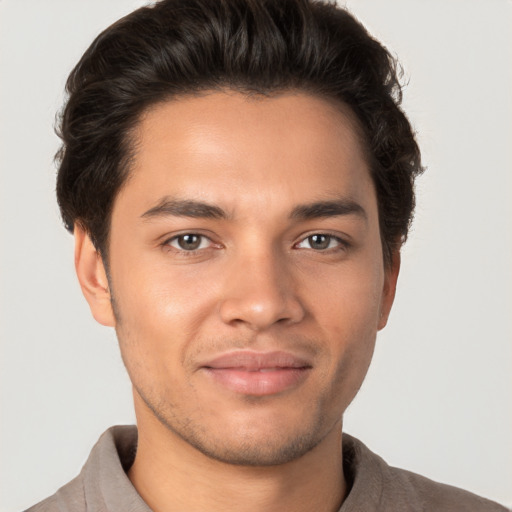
307, 234, 331, 250
178, 234, 201, 250
295, 234, 345, 251
169, 234, 209, 251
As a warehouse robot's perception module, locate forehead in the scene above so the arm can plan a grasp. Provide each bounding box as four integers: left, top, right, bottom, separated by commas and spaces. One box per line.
119, 91, 375, 217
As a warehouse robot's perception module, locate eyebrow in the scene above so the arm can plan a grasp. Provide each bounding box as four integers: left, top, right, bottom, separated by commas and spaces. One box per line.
290, 199, 367, 222
141, 198, 227, 220
141, 197, 367, 222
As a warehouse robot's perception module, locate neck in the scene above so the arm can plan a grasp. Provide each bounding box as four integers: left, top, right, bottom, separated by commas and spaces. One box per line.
128, 409, 346, 512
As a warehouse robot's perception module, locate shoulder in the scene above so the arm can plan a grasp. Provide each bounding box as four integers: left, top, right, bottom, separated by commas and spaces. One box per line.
342, 434, 509, 512
386, 465, 508, 512
23, 426, 138, 512
23, 475, 86, 512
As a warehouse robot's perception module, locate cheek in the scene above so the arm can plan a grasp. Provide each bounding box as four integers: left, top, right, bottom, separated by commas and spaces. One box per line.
112, 252, 218, 326
110, 260, 222, 388
318, 293, 379, 414
312, 262, 384, 334
309, 260, 383, 388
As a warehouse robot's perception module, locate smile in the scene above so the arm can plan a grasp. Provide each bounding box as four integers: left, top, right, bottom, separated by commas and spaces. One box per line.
201, 351, 312, 396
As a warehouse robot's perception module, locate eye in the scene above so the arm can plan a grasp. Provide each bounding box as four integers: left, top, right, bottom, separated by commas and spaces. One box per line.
296, 234, 344, 251
167, 234, 211, 251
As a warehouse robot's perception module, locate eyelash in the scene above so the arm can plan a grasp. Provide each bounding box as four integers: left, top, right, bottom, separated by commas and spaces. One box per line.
294, 234, 348, 252
164, 233, 217, 255
163, 232, 349, 255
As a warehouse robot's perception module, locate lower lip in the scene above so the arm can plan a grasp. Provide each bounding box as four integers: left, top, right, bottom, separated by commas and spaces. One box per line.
203, 367, 311, 396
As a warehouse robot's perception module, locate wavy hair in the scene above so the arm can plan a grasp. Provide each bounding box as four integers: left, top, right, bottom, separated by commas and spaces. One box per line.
56, 0, 423, 267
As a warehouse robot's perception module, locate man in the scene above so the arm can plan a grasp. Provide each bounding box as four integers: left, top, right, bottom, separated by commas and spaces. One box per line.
22, 0, 508, 510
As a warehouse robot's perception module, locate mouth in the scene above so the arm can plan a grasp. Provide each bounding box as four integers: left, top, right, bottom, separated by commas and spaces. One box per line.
200, 350, 313, 396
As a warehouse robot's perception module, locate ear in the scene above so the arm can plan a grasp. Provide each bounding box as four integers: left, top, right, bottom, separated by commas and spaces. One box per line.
74, 224, 116, 327
378, 250, 400, 330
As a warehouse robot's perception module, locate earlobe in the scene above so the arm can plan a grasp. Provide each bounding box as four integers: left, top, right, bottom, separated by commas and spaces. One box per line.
378, 251, 401, 331
74, 224, 116, 327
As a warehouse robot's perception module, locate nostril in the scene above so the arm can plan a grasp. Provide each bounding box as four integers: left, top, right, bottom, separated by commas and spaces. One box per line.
219, 294, 305, 331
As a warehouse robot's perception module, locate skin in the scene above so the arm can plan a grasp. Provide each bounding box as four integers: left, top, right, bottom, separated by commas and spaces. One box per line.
75, 91, 399, 512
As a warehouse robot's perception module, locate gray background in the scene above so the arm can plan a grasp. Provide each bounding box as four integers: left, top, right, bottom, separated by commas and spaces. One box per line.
1, 0, 511, 509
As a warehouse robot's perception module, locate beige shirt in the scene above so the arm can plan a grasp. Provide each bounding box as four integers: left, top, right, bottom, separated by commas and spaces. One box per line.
26, 425, 508, 511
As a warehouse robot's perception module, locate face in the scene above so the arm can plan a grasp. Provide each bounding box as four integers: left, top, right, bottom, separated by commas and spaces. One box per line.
78, 91, 398, 466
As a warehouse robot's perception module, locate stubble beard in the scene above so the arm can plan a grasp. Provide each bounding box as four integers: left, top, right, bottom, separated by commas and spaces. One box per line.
109, 284, 348, 468
133, 381, 340, 467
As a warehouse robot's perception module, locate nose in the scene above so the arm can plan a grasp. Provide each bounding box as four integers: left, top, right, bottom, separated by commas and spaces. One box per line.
218, 249, 306, 331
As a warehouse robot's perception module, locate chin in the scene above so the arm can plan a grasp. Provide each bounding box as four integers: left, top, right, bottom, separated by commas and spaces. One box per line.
167, 402, 340, 467
178, 424, 329, 467
135, 377, 346, 467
